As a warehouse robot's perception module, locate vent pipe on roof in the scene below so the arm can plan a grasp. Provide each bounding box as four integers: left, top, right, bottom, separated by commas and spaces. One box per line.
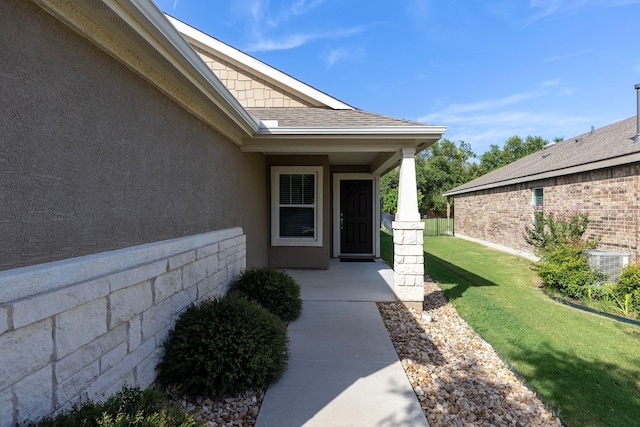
635, 84, 640, 143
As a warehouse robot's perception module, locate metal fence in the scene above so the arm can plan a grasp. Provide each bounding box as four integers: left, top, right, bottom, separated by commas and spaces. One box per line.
423, 216, 454, 237
381, 213, 454, 237
381, 212, 394, 231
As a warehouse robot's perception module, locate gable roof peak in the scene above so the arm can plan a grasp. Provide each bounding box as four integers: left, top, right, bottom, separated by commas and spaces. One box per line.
165, 14, 354, 111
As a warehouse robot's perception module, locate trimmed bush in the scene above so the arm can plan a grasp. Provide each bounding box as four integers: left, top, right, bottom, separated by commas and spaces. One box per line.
229, 268, 302, 322
25, 386, 201, 427
536, 243, 604, 299
156, 295, 289, 398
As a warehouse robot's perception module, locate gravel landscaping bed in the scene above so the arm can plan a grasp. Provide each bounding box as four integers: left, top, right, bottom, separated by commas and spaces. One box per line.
173, 278, 563, 426
171, 388, 265, 427
378, 279, 563, 427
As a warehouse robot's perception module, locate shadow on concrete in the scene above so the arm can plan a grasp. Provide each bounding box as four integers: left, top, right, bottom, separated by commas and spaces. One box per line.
254, 260, 428, 427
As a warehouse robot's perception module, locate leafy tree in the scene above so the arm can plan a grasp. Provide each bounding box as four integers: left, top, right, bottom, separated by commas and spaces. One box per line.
380, 139, 477, 216
380, 168, 399, 214
380, 167, 423, 215
380, 135, 548, 216
478, 135, 548, 175
420, 139, 477, 215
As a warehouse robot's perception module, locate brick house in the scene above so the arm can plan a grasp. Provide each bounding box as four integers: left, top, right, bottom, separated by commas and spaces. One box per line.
444, 109, 640, 262
0, 0, 444, 424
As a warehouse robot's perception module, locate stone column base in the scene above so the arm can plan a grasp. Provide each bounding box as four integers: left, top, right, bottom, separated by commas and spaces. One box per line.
392, 221, 425, 304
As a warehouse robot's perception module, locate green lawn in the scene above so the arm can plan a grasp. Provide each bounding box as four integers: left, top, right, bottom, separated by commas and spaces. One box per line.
381, 230, 640, 427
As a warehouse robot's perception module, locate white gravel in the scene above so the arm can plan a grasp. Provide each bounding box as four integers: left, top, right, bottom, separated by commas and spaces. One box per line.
378, 279, 563, 427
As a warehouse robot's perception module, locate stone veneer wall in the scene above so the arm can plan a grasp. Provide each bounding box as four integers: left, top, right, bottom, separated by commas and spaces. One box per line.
0, 229, 246, 427
193, 46, 314, 108
454, 164, 640, 261
392, 221, 425, 302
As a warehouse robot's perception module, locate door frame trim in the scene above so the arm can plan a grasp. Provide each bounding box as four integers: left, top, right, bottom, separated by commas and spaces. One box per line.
332, 173, 380, 258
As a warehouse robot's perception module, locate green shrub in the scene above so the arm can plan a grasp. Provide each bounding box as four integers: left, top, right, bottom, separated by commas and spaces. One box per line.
156, 295, 289, 398
536, 243, 604, 299
229, 268, 302, 322
524, 207, 597, 256
25, 386, 201, 427
616, 263, 640, 296
610, 263, 640, 317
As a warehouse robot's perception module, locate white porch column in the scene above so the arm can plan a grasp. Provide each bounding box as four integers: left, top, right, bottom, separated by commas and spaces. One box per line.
392, 147, 424, 305
395, 147, 421, 221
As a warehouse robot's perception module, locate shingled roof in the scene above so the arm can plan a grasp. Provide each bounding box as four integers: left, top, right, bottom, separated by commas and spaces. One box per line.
246, 107, 432, 129
444, 116, 640, 196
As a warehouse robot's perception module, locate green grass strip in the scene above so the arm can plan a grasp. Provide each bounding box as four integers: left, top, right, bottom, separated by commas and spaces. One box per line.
381, 230, 640, 427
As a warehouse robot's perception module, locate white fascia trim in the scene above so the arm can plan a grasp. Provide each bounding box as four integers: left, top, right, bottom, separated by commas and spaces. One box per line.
256, 126, 447, 137
110, 0, 259, 135
444, 151, 640, 197
242, 141, 426, 154
165, 15, 354, 111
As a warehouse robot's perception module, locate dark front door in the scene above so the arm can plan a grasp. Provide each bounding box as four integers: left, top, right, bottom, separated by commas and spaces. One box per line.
340, 180, 373, 254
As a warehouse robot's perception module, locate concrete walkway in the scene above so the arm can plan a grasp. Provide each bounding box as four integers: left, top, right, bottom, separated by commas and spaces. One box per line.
255, 259, 429, 427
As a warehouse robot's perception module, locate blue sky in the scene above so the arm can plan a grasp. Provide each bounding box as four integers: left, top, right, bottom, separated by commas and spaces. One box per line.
153, 0, 640, 157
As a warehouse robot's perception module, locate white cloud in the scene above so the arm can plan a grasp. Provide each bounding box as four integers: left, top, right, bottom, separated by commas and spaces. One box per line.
290, 0, 328, 16
233, 0, 363, 52
326, 48, 349, 66
417, 91, 541, 121
246, 26, 363, 52
543, 49, 592, 62
541, 79, 561, 87
417, 86, 590, 153
527, 0, 640, 23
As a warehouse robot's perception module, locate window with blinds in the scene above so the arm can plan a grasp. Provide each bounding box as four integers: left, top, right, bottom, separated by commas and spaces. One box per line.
532, 187, 544, 209
279, 173, 315, 237
271, 166, 323, 247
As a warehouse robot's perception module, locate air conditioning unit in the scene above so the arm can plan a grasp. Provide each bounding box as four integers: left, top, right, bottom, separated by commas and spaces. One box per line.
583, 249, 631, 282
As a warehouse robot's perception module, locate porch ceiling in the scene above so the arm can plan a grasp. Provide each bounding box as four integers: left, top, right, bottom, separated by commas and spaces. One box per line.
241, 133, 442, 175
243, 139, 429, 176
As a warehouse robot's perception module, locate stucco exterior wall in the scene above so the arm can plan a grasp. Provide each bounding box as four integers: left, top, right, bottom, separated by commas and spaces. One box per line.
0, 0, 265, 270
194, 46, 314, 108
242, 152, 269, 268
453, 164, 640, 261
267, 156, 331, 269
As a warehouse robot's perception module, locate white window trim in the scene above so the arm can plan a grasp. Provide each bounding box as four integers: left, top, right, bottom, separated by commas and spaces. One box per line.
332, 174, 380, 258
271, 166, 323, 247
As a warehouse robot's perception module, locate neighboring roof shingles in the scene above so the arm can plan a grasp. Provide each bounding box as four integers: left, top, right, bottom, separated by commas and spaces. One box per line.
246, 107, 432, 128
445, 116, 640, 196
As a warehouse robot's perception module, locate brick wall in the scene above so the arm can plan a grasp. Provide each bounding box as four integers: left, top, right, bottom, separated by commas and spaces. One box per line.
453, 164, 640, 261
194, 47, 314, 108
0, 229, 246, 426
